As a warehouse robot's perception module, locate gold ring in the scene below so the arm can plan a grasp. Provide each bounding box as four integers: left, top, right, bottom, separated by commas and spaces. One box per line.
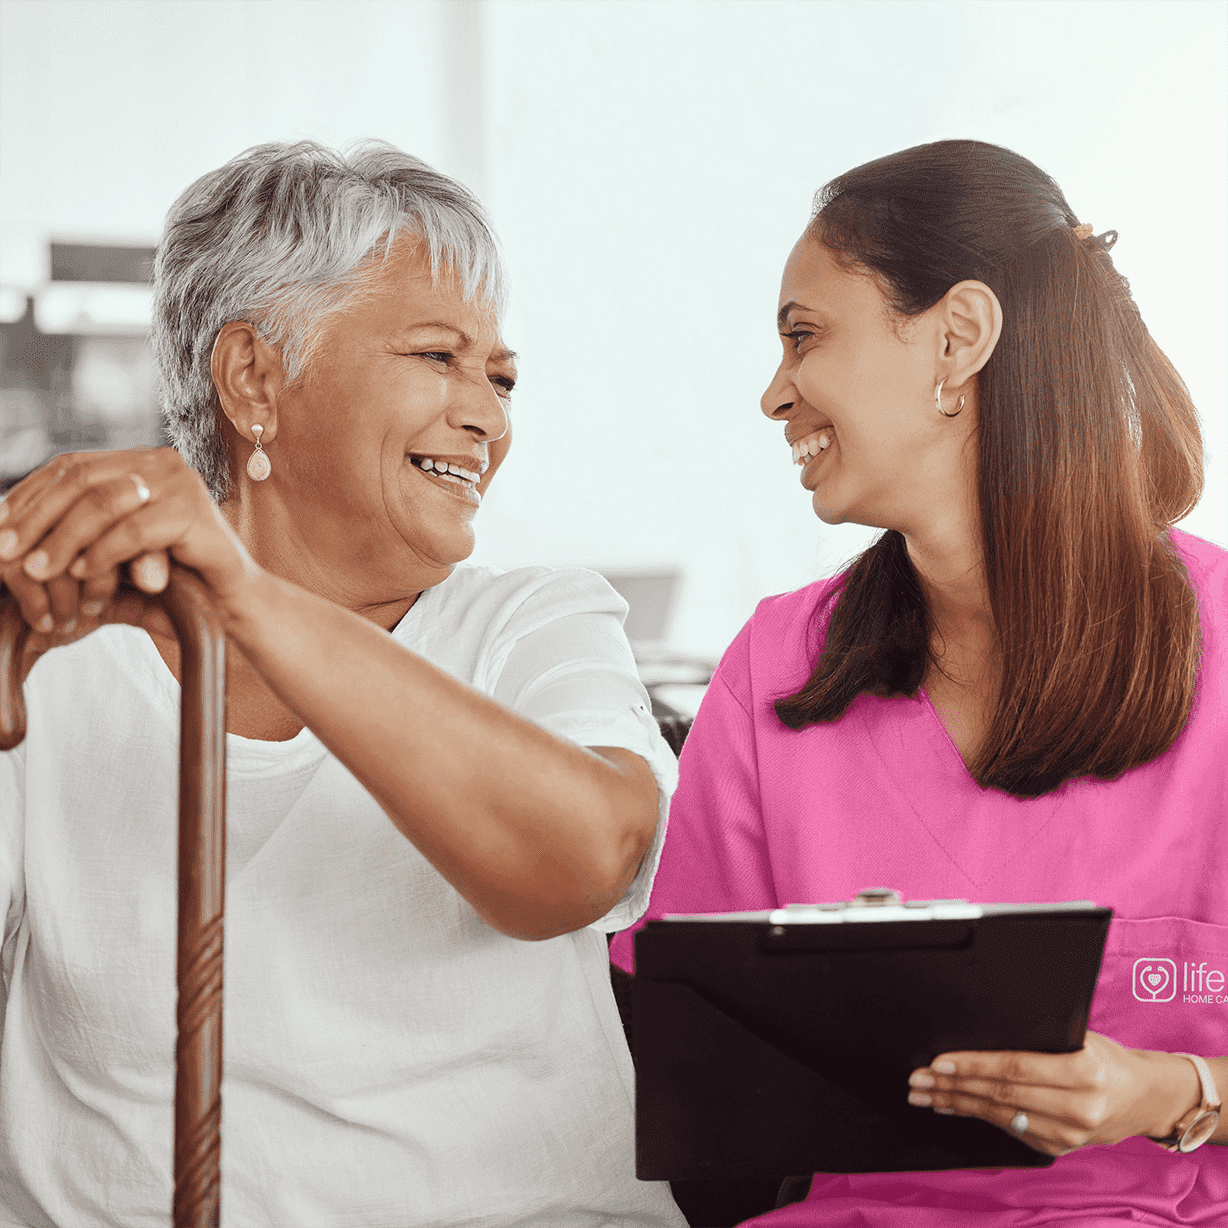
129, 474, 151, 503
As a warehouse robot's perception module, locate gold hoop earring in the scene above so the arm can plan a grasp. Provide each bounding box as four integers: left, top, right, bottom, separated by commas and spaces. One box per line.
935, 379, 965, 418
246, 424, 271, 481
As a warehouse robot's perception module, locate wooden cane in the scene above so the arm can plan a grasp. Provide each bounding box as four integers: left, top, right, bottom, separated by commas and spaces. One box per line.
0, 567, 227, 1228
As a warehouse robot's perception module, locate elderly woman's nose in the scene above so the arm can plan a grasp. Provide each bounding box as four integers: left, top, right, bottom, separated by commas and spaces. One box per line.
451, 376, 510, 440
761, 365, 795, 420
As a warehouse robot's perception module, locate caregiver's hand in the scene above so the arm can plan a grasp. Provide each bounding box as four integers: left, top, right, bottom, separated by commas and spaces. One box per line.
907, 1032, 1211, 1156
0, 447, 257, 655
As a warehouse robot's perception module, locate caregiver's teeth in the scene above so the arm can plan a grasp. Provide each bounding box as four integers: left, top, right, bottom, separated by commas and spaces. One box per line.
792, 430, 833, 465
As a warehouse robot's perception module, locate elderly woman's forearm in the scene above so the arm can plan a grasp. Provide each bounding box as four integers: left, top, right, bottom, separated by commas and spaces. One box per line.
222, 570, 657, 938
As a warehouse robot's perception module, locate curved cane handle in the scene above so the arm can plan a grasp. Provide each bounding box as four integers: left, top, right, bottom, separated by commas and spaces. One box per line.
0, 596, 30, 753
0, 569, 227, 1228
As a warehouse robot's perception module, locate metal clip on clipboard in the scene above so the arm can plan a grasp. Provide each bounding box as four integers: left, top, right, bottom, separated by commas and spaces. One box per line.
769, 887, 985, 928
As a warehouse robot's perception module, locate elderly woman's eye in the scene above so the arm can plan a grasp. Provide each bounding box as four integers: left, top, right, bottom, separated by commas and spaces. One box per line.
492, 377, 516, 399
418, 351, 452, 363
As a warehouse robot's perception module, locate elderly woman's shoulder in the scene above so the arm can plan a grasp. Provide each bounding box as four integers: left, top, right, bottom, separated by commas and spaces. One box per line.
429, 560, 634, 627
23, 622, 168, 702
9, 623, 176, 763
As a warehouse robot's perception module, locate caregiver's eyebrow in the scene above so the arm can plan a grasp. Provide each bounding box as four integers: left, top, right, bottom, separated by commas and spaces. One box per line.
777, 301, 811, 329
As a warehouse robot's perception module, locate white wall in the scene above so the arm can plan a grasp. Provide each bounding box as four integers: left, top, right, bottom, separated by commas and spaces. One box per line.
3, 0, 1224, 658
0, 0, 443, 269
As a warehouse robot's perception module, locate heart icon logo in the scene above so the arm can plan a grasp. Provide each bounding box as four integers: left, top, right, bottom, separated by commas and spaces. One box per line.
1133, 958, 1176, 1002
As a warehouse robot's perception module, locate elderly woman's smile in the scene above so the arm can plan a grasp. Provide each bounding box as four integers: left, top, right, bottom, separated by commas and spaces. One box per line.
407, 453, 488, 498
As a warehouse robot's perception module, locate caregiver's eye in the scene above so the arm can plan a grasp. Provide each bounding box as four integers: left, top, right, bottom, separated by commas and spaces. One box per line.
784, 329, 816, 350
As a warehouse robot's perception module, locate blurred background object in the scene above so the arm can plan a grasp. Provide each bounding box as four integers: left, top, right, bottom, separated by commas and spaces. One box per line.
3, 0, 1224, 695
1, 241, 162, 495
598, 570, 712, 717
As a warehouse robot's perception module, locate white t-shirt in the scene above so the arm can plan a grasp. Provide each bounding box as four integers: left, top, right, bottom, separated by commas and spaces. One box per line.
0, 563, 686, 1228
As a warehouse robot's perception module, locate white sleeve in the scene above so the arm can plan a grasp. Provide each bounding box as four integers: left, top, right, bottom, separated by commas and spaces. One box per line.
492, 607, 678, 934
0, 742, 25, 1034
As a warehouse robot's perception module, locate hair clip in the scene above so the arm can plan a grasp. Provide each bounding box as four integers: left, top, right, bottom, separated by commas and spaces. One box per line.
1071, 222, 1119, 251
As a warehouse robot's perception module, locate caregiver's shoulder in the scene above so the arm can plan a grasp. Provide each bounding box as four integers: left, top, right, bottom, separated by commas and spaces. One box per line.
1171, 529, 1228, 683
1172, 527, 1228, 599
710, 570, 846, 699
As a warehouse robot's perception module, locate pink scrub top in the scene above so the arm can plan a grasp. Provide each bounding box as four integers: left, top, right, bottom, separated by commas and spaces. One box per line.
611, 529, 1228, 1226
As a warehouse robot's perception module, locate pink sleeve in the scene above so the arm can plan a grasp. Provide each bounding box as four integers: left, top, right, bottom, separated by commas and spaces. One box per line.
609, 624, 779, 972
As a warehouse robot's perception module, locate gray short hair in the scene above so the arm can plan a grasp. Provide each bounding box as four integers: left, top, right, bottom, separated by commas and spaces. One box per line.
151, 139, 507, 502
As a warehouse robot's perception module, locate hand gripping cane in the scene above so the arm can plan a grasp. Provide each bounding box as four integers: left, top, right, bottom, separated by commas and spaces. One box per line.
0, 567, 227, 1228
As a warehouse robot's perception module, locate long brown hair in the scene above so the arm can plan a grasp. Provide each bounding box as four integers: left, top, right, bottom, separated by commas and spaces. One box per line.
775, 140, 1204, 799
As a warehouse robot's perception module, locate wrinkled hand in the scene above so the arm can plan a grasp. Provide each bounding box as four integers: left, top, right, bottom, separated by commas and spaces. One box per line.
907, 1031, 1188, 1156
0, 447, 255, 666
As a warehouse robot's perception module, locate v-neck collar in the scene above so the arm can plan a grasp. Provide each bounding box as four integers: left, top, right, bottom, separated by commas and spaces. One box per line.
916, 685, 981, 785
856, 688, 1065, 893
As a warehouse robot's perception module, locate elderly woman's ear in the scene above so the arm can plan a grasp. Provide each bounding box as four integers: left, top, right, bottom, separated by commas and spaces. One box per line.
210, 319, 284, 449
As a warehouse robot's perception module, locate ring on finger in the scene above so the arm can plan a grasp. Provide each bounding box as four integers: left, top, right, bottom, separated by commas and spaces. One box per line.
1009, 1111, 1029, 1135
129, 474, 151, 503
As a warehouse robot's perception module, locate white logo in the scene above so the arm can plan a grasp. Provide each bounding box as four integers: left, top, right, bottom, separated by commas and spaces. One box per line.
1132, 958, 1176, 1002
1132, 957, 1228, 1003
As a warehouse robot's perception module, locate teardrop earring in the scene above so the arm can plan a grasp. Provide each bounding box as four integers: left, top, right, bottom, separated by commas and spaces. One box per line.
246, 424, 271, 481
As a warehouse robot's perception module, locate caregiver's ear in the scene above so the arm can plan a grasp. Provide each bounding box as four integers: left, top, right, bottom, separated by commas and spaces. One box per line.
935, 280, 1003, 380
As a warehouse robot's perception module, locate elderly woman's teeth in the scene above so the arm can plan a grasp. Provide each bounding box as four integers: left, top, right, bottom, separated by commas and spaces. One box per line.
791, 431, 833, 465
415, 457, 481, 484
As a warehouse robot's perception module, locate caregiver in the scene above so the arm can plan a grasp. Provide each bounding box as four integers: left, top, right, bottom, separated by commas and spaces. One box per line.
0, 140, 685, 1228
612, 139, 1226, 1225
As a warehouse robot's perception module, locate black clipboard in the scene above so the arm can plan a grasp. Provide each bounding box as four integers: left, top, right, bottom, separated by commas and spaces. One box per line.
632, 891, 1111, 1179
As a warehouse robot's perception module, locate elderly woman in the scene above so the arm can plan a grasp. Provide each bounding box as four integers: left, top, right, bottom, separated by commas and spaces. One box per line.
612, 139, 1226, 1225
0, 141, 686, 1227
